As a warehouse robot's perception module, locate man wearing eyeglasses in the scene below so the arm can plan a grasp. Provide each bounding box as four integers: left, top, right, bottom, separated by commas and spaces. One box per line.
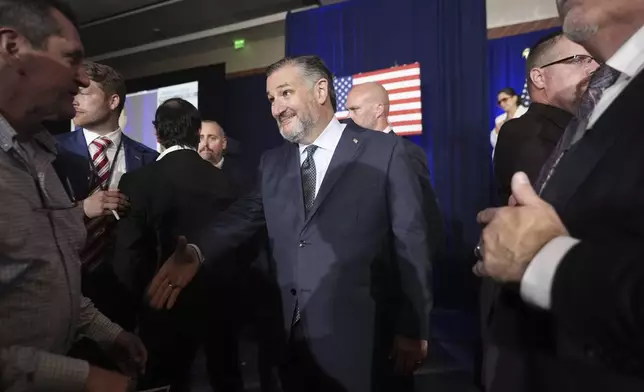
483, 31, 598, 392
493, 31, 598, 204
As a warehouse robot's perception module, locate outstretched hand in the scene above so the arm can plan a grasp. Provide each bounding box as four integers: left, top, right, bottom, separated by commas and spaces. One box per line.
147, 236, 200, 309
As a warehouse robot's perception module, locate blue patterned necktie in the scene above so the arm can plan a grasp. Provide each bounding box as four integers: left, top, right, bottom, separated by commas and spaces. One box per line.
535, 64, 622, 195
301, 145, 318, 216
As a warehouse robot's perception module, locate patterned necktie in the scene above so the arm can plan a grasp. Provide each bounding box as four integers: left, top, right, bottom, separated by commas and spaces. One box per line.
535, 64, 621, 195
81, 136, 114, 270
301, 145, 318, 216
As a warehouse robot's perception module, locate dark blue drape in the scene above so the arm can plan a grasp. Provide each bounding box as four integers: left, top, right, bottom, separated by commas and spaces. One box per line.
286, 0, 489, 310
222, 74, 285, 177
487, 27, 561, 129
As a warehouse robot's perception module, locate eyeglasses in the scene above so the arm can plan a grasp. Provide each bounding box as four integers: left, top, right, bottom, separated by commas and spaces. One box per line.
540, 54, 596, 68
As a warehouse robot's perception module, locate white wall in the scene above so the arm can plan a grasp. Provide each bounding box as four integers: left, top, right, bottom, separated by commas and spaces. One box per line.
114, 0, 558, 79
486, 0, 558, 28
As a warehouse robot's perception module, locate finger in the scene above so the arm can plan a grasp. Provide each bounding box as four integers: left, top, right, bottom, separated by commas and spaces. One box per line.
510, 172, 543, 207
166, 287, 182, 310
477, 208, 499, 224
151, 279, 173, 309
148, 266, 168, 301
508, 194, 518, 207
403, 356, 417, 375
176, 235, 188, 254
104, 190, 123, 198
103, 202, 119, 211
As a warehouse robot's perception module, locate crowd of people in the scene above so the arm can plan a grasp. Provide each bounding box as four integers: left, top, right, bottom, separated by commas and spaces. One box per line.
2, 0, 644, 391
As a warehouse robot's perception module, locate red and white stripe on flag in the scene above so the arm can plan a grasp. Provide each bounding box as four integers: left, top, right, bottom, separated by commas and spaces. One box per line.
336, 63, 422, 136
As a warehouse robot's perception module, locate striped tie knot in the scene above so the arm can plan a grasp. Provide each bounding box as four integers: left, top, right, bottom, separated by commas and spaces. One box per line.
91, 136, 112, 151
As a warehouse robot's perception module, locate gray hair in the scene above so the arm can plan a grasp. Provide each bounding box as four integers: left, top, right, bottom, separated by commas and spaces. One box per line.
0, 0, 78, 49
266, 55, 337, 112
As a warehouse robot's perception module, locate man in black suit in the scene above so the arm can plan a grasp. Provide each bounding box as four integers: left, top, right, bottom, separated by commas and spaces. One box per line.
111, 98, 237, 391
482, 31, 598, 391
476, 0, 644, 390
148, 55, 437, 392
493, 32, 598, 204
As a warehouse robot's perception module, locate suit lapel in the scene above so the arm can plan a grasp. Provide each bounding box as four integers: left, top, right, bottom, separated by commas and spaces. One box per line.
122, 135, 144, 172
71, 128, 91, 159
303, 127, 362, 228
542, 72, 644, 212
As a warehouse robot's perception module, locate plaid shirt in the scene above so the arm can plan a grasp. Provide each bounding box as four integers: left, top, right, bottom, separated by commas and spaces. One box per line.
0, 116, 123, 392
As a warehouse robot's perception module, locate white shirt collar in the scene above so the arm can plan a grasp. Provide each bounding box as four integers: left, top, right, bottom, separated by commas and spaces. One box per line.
83, 128, 122, 147
298, 117, 345, 155
156, 145, 196, 161
606, 25, 644, 78
382, 126, 394, 134
214, 156, 224, 169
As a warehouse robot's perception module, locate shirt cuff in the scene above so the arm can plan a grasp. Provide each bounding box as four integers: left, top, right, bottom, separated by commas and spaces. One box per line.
520, 236, 581, 310
188, 244, 204, 264
82, 312, 123, 346
34, 352, 89, 392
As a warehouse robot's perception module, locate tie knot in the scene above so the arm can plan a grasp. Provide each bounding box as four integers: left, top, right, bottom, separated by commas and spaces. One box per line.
305, 145, 318, 157
92, 136, 112, 150
589, 64, 621, 90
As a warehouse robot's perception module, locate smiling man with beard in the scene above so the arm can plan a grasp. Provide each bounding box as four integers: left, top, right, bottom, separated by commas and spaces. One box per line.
147, 55, 437, 392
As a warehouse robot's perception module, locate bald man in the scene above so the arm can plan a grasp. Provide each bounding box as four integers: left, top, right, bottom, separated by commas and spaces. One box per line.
347, 82, 445, 377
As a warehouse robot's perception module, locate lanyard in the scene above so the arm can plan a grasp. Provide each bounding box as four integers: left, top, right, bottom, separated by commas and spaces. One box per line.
88, 136, 124, 191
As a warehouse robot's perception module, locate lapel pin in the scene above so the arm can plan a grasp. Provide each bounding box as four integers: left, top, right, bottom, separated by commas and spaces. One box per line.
352, 138, 358, 144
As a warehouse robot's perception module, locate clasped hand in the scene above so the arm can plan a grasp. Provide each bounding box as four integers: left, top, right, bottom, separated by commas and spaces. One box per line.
473, 172, 568, 282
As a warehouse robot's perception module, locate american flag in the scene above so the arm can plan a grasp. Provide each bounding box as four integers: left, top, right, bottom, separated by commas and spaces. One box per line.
334, 63, 423, 135
520, 78, 531, 107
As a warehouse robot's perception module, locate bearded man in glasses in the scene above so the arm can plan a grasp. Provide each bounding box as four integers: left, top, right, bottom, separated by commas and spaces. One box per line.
482, 30, 598, 391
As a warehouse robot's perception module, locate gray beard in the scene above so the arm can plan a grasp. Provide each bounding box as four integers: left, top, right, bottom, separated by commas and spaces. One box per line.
563, 19, 599, 44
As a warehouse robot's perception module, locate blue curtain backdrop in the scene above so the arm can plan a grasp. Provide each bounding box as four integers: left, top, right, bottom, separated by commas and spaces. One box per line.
487, 27, 561, 130
286, 0, 488, 312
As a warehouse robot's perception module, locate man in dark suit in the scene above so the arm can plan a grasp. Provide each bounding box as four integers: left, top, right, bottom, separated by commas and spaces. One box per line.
482, 31, 598, 392
111, 98, 237, 391
476, 0, 644, 390
345, 83, 445, 379
494, 32, 598, 204
148, 55, 436, 392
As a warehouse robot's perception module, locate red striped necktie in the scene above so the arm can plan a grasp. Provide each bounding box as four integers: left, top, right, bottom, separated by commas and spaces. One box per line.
81, 136, 115, 271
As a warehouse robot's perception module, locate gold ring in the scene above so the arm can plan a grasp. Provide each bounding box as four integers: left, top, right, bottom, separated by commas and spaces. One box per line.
168, 283, 174, 289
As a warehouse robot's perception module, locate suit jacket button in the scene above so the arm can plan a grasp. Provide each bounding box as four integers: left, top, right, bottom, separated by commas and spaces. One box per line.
298, 240, 306, 248
290, 289, 297, 296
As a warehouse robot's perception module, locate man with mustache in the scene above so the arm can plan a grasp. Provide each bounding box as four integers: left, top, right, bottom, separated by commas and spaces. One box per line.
476, 0, 644, 390
148, 55, 436, 392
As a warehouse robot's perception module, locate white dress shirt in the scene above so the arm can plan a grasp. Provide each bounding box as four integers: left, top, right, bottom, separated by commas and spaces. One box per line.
156, 145, 197, 161
298, 117, 346, 197
521, 25, 644, 310
83, 128, 126, 190
215, 156, 224, 169
189, 118, 346, 264
382, 125, 394, 134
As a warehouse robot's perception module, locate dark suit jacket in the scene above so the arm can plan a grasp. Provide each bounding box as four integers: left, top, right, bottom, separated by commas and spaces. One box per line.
493, 103, 572, 204
54, 128, 158, 201
489, 71, 644, 392
193, 120, 435, 391
111, 149, 237, 301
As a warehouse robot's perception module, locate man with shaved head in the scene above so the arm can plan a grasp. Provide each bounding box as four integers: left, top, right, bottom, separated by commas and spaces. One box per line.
347, 82, 445, 385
